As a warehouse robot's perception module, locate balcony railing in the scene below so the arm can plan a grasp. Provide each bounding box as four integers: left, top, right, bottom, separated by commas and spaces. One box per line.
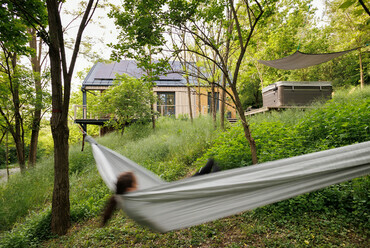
73, 104, 211, 120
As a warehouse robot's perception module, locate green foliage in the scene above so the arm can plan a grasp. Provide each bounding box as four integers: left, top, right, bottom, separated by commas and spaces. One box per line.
0, 0, 48, 54
0, 209, 54, 248
69, 144, 95, 175
198, 87, 370, 228
92, 75, 154, 132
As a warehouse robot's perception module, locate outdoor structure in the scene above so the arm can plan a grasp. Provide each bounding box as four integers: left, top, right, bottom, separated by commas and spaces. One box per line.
246, 81, 332, 115
74, 60, 237, 131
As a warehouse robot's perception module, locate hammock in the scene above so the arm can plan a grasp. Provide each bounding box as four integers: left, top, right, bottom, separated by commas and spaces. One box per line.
258, 48, 358, 70
85, 136, 370, 233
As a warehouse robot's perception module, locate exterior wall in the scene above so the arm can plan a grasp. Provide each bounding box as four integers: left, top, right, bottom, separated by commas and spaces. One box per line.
195, 87, 236, 118
153, 86, 197, 117
153, 86, 237, 118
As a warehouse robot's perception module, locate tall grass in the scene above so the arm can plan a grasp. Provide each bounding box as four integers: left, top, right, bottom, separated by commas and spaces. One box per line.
97, 116, 217, 180
0, 157, 54, 232
0, 115, 217, 247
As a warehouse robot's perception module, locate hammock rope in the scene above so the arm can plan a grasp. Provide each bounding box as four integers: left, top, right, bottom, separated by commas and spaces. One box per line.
86, 136, 370, 233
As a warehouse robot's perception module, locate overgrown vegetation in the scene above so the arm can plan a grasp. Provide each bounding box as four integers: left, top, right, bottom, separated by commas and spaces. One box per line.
0, 87, 369, 247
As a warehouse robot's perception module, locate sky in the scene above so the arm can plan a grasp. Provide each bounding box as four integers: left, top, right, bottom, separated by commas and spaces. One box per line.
62, 0, 327, 91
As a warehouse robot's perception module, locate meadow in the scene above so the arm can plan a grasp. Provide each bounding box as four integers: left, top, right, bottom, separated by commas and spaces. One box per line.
0, 87, 369, 247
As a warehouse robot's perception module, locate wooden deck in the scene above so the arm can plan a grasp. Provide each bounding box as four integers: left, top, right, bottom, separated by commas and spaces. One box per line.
245, 106, 311, 116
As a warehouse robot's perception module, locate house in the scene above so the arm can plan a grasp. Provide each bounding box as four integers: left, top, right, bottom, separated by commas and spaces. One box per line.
74, 60, 237, 132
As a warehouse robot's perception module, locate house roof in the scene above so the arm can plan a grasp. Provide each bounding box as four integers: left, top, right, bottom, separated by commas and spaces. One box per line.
82, 60, 198, 89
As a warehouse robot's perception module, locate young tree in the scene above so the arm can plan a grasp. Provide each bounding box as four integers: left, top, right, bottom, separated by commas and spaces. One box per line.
94, 75, 154, 133
165, 0, 276, 164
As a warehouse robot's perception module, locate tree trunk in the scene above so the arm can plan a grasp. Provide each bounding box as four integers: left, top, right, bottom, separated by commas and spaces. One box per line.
183, 32, 193, 122
151, 103, 156, 129
50, 118, 70, 235
187, 85, 193, 122
221, 7, 233, 130
211, 83, 217, 129
197, 58, 201, 116
232, 87, 258, 164
10, 53, 26, 172
28, 28, 42, 167
358, 48, 364, 89
220, 75, 226, 130
6, 130, 9, 181
47, 0, 70, 235
46, 0, 96, 235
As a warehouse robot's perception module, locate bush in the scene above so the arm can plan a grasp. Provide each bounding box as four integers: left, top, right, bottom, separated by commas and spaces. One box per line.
197, 86, 370, 226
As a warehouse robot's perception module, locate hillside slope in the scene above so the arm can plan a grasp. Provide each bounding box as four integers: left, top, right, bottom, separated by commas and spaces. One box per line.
0, 87, 369, 248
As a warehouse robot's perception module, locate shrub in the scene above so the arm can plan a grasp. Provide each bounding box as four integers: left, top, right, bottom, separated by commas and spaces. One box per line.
196, 87, 370, 226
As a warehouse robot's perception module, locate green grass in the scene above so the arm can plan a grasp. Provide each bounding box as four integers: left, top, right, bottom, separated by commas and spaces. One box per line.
1, 87, 370, 247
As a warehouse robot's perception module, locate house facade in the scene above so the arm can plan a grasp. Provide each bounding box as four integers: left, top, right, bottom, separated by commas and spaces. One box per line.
74, 60, 237, 130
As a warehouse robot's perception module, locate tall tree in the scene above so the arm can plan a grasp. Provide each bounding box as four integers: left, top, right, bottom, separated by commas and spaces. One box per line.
113, 0, 278, 164
45, 0, 99, 235
0, 0, 48, 172
109, 2, 170, 127
165, 0, 276, 164
327, 0, 369, 88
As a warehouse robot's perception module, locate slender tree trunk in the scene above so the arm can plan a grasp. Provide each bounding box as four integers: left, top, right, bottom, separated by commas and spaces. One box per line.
9, 53, 26, 172
220, 75, 226, 130
196, 57, 201, 116
233, 89, 258, 164
358, 48, 364, 88
148, 48, 156, 129
6, 130, 9, 181
28, 28, 43, 167
183, 32, 193, 122
211, 83, 217, 129
220, 7, 233, 130
151, 104, 156, 129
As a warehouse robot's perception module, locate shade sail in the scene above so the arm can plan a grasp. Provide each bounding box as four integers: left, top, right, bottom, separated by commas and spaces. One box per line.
258, 49, 357, 70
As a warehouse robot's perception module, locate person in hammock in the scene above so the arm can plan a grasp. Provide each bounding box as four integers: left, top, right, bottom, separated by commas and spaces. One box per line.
101, 159, 220, 226
101, 171, 138, 226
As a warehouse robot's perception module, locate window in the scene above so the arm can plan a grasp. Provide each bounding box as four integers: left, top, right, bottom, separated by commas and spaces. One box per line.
157, 92, 175, 116
208, 92, 219, 113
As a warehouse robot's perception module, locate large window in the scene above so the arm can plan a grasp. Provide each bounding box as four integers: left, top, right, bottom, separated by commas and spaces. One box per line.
208, 92, 219, 113
157, 92, 175, 116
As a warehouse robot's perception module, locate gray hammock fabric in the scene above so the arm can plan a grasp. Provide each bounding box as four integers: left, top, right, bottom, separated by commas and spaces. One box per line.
85, 136, 370, 233
258, 49, 357, 70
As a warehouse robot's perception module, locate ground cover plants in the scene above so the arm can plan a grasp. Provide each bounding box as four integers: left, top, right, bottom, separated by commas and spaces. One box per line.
0, 87, 369, 247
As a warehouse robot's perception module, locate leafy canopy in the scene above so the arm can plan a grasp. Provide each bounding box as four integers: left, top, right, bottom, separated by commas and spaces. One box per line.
94, 74, 155, 130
